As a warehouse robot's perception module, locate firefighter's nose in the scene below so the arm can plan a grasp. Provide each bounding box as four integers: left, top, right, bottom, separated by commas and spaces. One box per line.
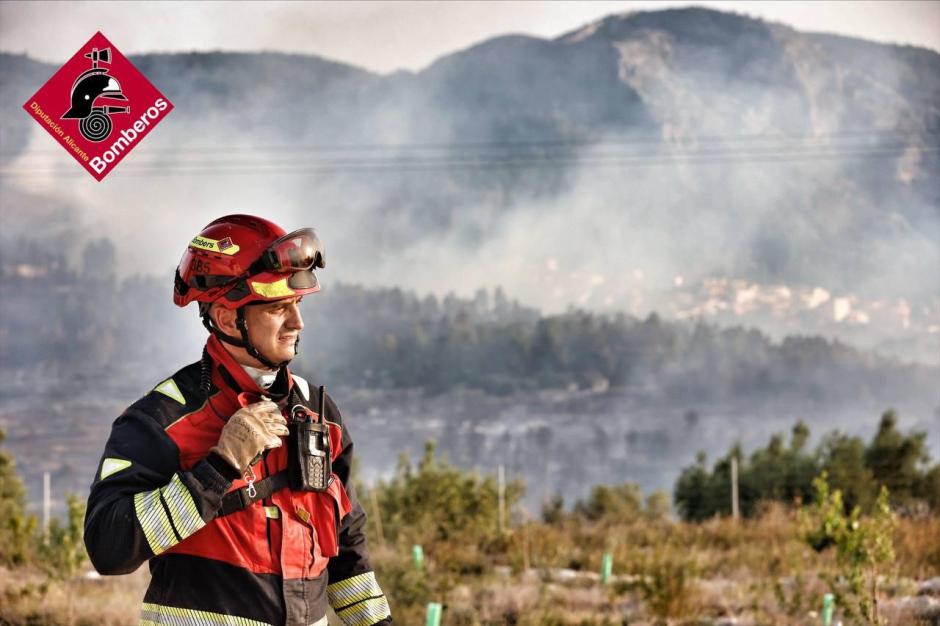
286, 303, 304, 330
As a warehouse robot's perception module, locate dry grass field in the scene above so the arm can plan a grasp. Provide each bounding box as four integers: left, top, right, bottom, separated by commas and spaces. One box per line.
2, 507, 938, 625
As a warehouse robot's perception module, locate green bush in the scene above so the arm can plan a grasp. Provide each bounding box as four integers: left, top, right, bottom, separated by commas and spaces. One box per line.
369, 440, 523, 544
574, 484, 642, 522
801, 472, 896, 625
38, 494, 87, 580
0, 428, 37, 566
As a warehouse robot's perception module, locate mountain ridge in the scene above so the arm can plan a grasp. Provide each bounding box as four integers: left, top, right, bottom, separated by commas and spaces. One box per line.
1, 7, 937, 359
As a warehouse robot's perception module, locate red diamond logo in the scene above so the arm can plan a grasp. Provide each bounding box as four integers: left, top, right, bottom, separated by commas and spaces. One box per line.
22, 32, 173, 181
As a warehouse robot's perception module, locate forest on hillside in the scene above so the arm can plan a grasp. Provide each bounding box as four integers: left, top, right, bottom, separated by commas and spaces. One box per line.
1, 237, 935, 408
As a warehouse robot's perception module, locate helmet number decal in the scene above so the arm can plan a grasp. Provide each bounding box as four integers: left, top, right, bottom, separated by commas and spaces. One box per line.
192, 259, 212, 274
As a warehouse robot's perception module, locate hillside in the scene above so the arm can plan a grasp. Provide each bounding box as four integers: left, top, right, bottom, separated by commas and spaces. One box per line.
1, 8, 937, 322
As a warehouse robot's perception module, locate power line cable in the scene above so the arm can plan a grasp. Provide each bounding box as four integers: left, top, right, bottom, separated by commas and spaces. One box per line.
2, 144, 932, 178
1, 127, 936, 157
9, 139, 927, 169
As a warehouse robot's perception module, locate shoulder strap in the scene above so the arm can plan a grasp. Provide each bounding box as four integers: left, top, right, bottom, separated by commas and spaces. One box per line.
217, 471, 291, 518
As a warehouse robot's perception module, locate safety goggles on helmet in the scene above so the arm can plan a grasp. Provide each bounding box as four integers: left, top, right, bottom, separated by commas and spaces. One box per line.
181, 228, 325, 292
251, 228, 325, 274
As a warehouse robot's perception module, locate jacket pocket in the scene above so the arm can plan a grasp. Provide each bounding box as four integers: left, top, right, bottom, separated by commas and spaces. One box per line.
310, 474, 351, 558
326, 422, 343, 462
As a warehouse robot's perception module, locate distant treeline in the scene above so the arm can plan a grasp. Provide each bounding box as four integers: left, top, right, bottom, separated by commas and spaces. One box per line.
303, 285, 934, 404
674, 410, 940, 520
0, 237, 936, 404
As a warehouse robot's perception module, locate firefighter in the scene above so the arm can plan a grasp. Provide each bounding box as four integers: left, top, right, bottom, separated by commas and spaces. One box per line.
84, 215, 392, 626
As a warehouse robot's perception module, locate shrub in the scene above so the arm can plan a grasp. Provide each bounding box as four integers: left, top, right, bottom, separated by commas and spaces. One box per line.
801, 473, 896, 625
38, 494, 87, 580
369, 440, 523, 544
0, 429, 37, 566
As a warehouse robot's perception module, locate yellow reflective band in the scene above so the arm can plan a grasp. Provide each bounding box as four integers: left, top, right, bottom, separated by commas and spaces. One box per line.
161, 474, 205, 540
140, 602, 272, 626
335, 596, 391, 626
134, 488, 176, 555
100, 457, 131, 480
189, 235, 240, 256
249, 277, 295, 298
154, 378, 185, 405
328, 571, 385, 609
264, 506, 280, 519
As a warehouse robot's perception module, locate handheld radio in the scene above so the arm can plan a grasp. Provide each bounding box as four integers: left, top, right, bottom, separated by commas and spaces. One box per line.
287, 385, 331, 492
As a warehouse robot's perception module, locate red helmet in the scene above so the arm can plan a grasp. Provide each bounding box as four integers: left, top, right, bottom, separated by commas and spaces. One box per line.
175, 215, 326, 370
174, 214, 324, 309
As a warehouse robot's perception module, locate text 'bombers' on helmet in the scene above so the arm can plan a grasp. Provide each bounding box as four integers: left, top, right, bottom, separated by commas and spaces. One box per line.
173, 215, 325, 310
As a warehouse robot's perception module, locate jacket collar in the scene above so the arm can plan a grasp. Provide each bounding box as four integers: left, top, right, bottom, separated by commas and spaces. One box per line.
205, 334, 294, 404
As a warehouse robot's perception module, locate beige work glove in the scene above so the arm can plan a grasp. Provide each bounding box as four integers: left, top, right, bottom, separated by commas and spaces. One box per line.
211, 400, 289, 472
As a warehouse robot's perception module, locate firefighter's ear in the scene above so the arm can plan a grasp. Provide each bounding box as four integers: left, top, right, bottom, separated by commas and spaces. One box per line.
210, 304, 238, 335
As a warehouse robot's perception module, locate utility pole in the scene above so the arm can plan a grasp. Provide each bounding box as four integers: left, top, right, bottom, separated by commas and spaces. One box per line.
369, 488, 385, 546
497, 463, 506, 533
730, 456, 739, 521
42, 471, 51, 533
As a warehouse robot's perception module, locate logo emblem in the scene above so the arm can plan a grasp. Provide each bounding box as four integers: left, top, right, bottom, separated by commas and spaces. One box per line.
23, 32, 173, 181
61, 45, 129, 142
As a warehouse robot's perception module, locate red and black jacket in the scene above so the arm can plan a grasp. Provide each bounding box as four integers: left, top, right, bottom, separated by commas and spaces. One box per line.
84, 335, 392, 626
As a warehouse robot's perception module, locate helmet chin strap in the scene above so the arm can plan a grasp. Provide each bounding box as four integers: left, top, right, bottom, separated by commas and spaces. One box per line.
201, 307, 296, 370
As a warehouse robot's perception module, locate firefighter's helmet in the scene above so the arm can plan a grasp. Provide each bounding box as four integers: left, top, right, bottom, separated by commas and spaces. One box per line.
62, 71, 127, 120
174, 215, 325, 369
174, 214, 324, 309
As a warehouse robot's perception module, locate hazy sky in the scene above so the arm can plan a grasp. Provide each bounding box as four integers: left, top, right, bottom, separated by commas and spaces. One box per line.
1, 1, 938, 74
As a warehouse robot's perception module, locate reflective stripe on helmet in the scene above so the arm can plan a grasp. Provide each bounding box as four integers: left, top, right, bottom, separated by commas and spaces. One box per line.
249, 278, 295, 299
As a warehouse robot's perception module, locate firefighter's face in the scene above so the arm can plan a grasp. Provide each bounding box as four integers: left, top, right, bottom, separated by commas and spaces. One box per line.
212, 296, 304, 368
243, 297, 305, 367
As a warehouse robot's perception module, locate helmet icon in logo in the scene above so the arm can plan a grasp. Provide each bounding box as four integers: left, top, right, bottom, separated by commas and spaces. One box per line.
61, 47, 130, 142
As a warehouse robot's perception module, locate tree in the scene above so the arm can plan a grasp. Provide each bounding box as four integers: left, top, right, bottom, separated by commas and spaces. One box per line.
0, 429, 36, 565
821, 432, 877, 513
864, 410, 930, 506
674, 452, 714, 521
574, 483, 643, 521
38, 494, 87, 580
918, 464, 940, 512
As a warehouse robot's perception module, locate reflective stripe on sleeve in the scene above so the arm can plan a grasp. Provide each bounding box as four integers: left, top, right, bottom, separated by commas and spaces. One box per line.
334, 596, 391, 626
327, 571, 384, 608
161, 474, 205, 539
328, 571, 391, 625
140, 602, 273, 626
134, 488, 177, 556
